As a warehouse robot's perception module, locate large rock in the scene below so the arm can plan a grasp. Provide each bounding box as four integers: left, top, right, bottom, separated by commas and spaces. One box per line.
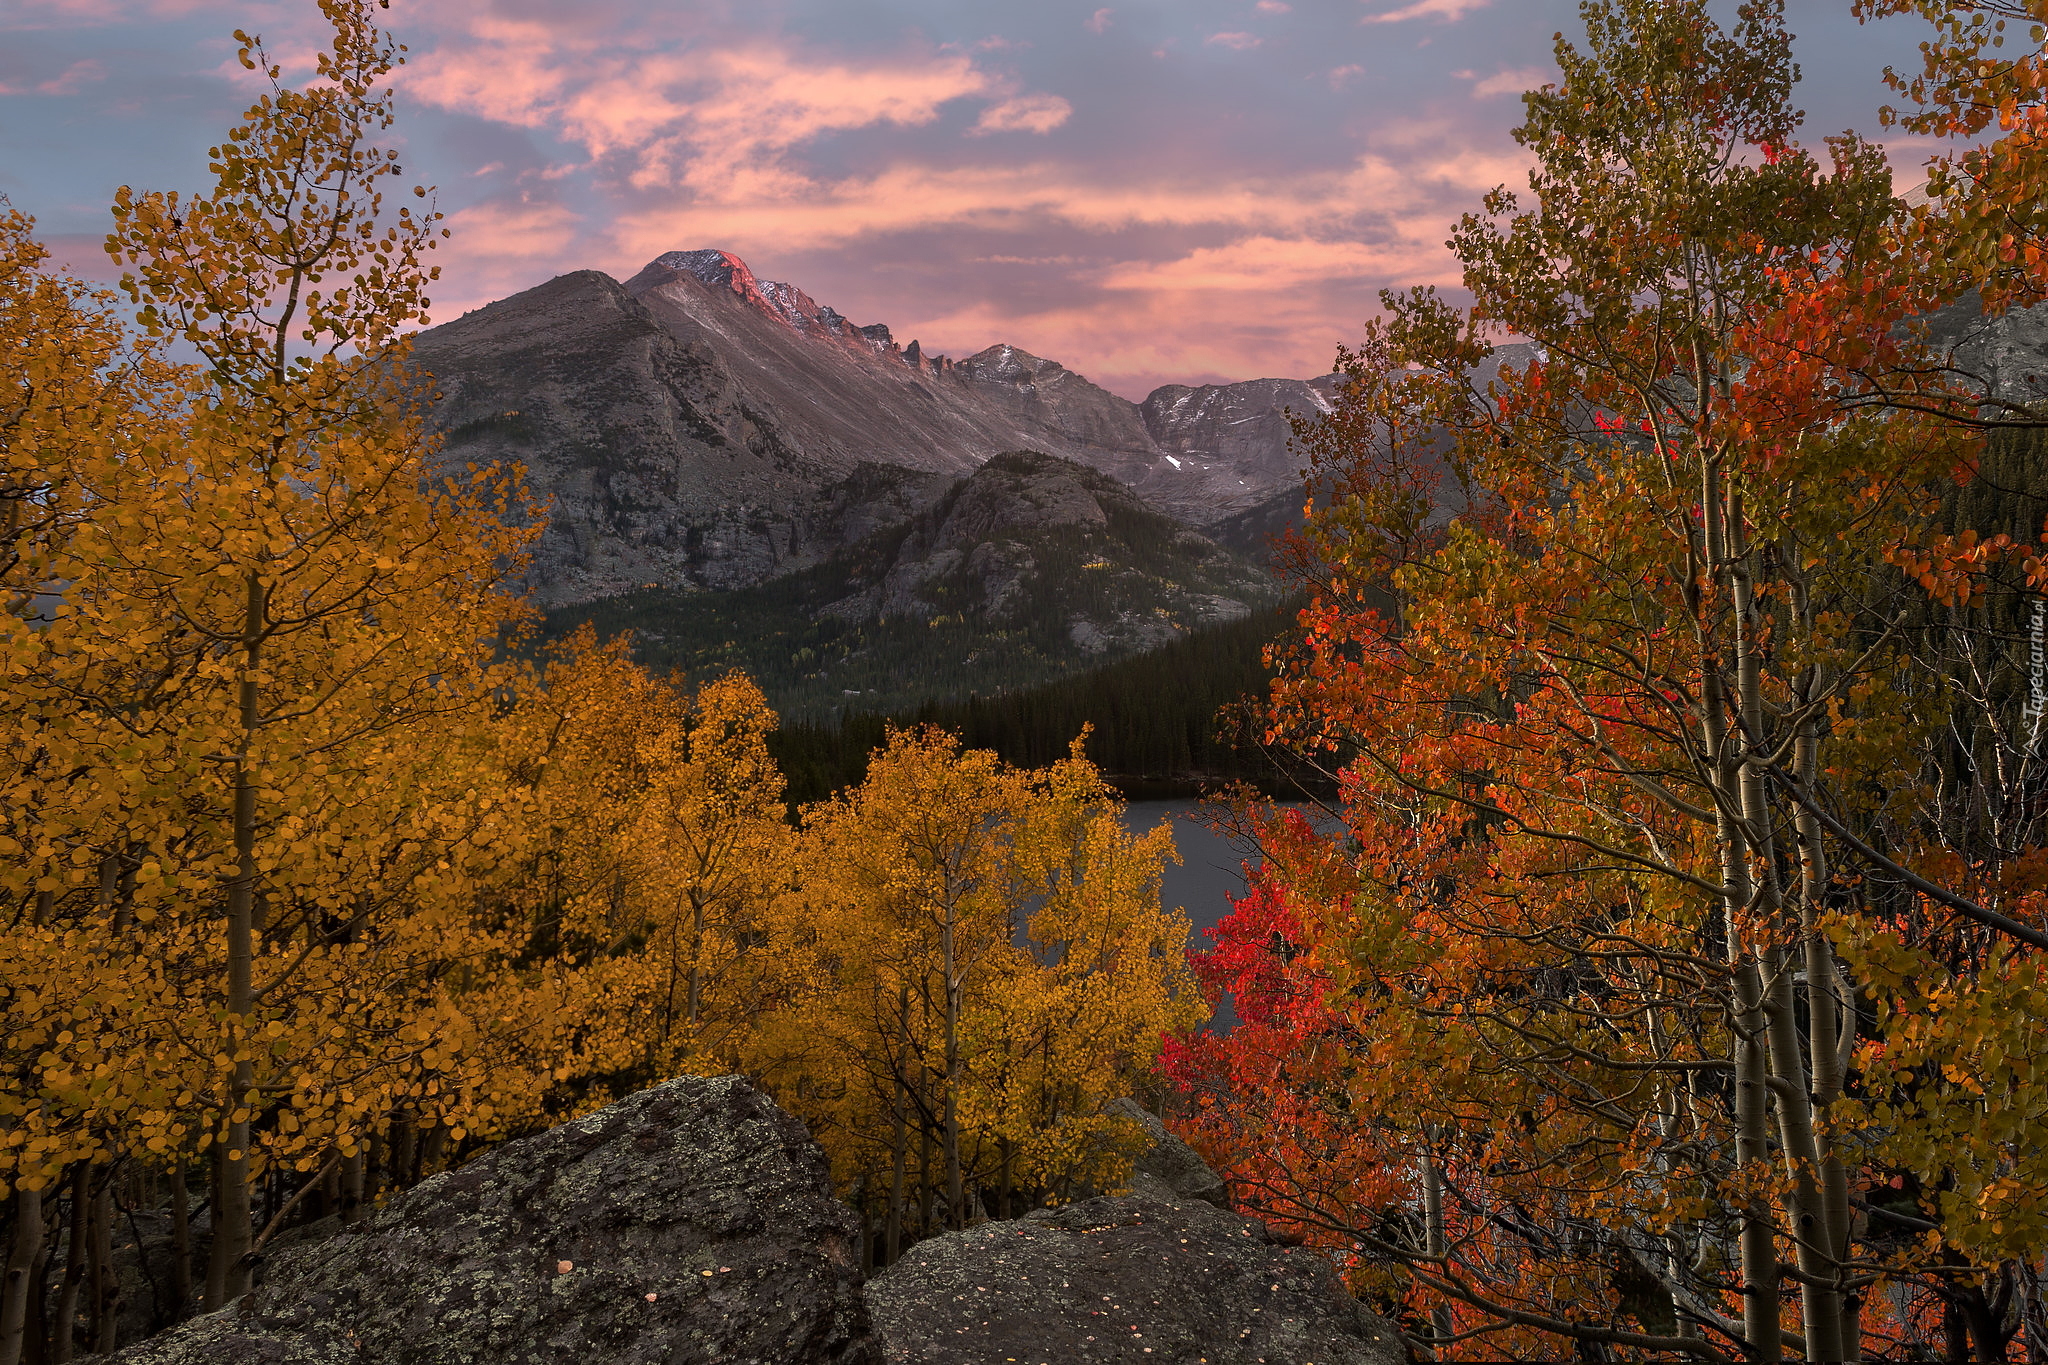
1106, 1097, 1230, 1209
866, 1187, 1404, 1365
106, 1076, 874, 1365
866, 1106, 1404, 1365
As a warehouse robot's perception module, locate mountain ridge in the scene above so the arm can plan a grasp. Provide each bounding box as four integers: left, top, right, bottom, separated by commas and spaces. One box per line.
414, 249, 1337, 606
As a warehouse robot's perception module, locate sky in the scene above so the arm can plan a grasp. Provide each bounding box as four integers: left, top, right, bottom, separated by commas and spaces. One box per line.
2, 0, 1952, 400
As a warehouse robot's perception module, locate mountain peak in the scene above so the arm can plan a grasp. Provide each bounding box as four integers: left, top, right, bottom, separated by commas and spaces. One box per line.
653, 248, 759, 296
641, 248, 898, 355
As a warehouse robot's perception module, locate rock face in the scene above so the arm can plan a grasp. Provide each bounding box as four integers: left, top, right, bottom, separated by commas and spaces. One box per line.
412, 249, 1341, 605
1919, 293, 2048, 408
1136, 376, 1338, 519
1105, 1097, 1231, 1209
106, 1076, 874, 1365
865, 1105, 1404, 1365
854, 452, 1269, 649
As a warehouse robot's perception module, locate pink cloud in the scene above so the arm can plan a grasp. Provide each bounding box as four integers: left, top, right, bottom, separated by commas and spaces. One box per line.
1206, 32, 1261, 51
1467, 66, 1550, 98
1098, 235, 1455, 293
431, 37, 979, 157
1085, 9, 1114, 35
406, 27, 1017, 195
1363, 0, 1491, 22
0, 56, 103, 94
1, 0, 225, 26
1328, 64, 1365, 89
1256, 1, 1293, 12
593, 125, 1526, 272
970, 92, 1073, 136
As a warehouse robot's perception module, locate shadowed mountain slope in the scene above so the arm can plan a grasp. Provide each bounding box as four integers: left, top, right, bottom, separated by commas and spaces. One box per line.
543, 452, 1276, 720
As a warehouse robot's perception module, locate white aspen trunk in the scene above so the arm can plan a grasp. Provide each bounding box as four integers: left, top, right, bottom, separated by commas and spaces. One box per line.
205, 569, 263, 1309
1421, 1142, 1453, 1352
1731, 489, 1847, 1361
1699, 465, 1781, 1365
1795, 723, 1858, 1360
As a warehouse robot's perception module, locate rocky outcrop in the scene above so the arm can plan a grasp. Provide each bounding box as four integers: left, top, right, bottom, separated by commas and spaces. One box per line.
845, 452, 1271, 651
102, 1082, 1404, 1365
1919, 293, 2048, 409
866, 1193, 1404, 1365
865, 1100, 1404, 1365
1105, 1097, 1232, 1209
105, 1076, 874, 1365
1135, 376, 1339, 520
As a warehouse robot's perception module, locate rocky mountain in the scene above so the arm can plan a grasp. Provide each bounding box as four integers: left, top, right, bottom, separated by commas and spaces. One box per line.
412, 250, 1336, 607
546, 452, 1276, 720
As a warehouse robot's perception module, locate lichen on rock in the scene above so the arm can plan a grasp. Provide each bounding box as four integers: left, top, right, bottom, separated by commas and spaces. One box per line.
104, 1076, 874, 1365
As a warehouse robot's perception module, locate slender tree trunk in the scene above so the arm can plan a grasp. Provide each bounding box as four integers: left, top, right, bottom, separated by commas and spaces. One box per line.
205, 571, 265, 1310
1700, 470, 1781, 1365
1943, 1295, 1970, 1365
685, 892, 706, 1042
1421, 1142, 1453, 1352
390, 1115, 416, 1193
168, 1163, 191, 1314
1795, 725, 1859, 1360
918, 1119, 934, 1241
315, 1155, 339, 1222
1761, 950, 1841, 1360
339, 1148, 364, 1226
887, 1008, 909, 1266
363, 1129, 382, 1203
51, 1167, 85, 1363
85, 1179, 114, 1355
940, 904, 964, 1232
1729, 492, 1844, 1362
419, 1126, 448, 1180
997, 1137, 1013, 1222
0, 1186, 42, 1365
23, 1232, 47, 1365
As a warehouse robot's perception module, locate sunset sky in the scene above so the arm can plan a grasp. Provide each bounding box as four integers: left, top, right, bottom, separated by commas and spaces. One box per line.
5, 0, 1948, 398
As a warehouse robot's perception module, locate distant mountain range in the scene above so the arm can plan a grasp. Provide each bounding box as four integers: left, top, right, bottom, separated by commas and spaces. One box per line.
411, 249, 1334, 609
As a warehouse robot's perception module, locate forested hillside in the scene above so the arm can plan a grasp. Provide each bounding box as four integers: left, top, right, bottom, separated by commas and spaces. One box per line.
769, 604, 1312, 805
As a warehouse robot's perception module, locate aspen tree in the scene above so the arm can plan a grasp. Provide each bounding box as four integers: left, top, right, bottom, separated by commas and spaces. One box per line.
0, 209, 194, 1365
1158, 3, 2026, 1359
89, 0, 531, 1305
635, 672, 792, 1072
753, 730, 1202, 1244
